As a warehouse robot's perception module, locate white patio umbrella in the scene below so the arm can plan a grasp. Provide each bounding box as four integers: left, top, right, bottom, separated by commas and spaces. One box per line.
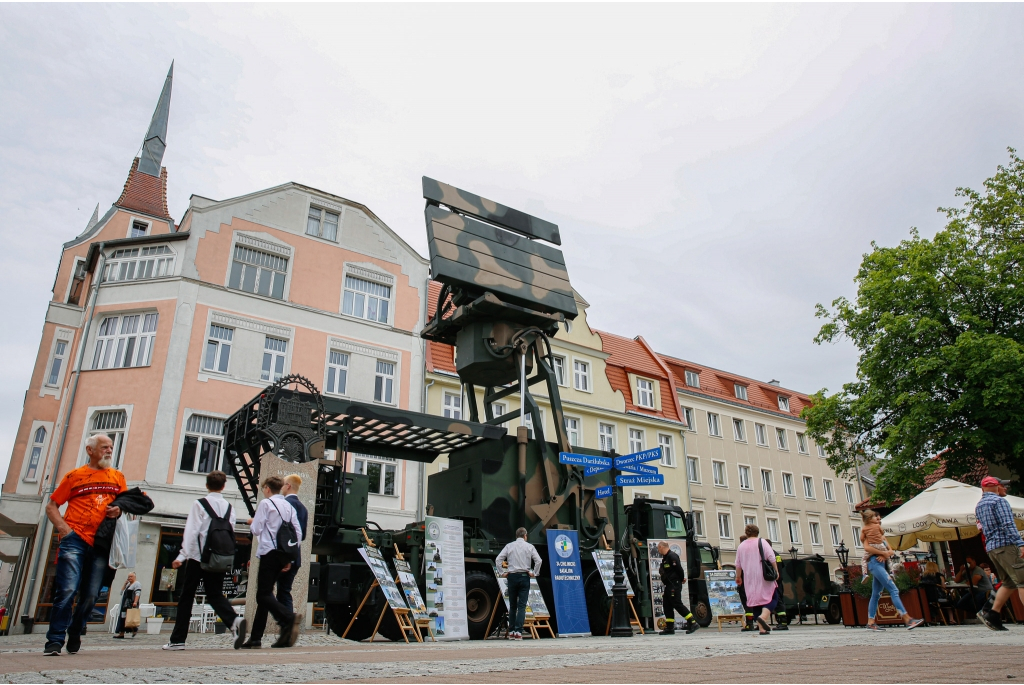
880, 478, 1024, 550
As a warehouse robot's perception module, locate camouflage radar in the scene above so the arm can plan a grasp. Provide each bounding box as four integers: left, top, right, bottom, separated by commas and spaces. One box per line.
423, 177, 561, 245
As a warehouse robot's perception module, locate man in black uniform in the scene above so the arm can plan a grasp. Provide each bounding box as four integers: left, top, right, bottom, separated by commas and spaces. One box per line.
657, 541, 699, 635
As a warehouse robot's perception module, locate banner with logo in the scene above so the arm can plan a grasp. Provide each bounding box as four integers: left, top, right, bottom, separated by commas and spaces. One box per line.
424, 516, 469, 640
647, 538, 686, 631
546, 529, 589, 636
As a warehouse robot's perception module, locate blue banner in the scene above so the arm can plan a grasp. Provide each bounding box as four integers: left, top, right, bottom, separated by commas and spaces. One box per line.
594, 485, 613, 499
546, 529, 590, 636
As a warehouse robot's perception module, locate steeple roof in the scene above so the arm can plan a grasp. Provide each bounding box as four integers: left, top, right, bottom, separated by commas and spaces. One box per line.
115, 63, 174, 220
138, 61, 173, 177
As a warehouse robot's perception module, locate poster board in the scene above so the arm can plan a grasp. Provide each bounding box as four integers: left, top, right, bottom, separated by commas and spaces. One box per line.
394, 558, 429, 621
491, 563, 551, 619
705, 569, 744, 617
647, 539, 686, 630
358, 545, 409, 611
591, 551, 635, 597
424, 516, 469, 640
546, 529, 589, 636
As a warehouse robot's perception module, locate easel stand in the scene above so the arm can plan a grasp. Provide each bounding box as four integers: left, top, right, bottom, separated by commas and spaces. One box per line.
524, 616, 556, 638
392, 545, 436, 643
716, 614, 745, 631
483, 591, 508, 639
604, 597, 644, 635
342, 580, 424, 644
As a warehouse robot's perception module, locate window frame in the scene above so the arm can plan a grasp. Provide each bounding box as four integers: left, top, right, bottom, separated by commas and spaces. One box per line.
85, 407, 130, 470
636, 377, 655, 409
781, 472, 795, 497
734, 384, 748, 401
45, 336, 71, 388
743, 513, 758, 529
681, 406, 696, 432
306, 205, 341, 242
261, 336, 289, 383
628, 427, 644, 454
830, 523, 842, 547
598, 422, 616, 452
564, 416, 581, 447
707, 412, 722, 438
91, 312, 159, 371
203, 324, 234, 375
802, 475, 815, 500
796, 432, 809, 454
685, 370, 700, 388
823, 478, 836, 502
442, 391, 462, 419
325, 349, 350, 396
572, 358, 592, 392
353, 454, 399, 497
342, 273, 393, 325
845, 482, 856, 504
179, 413, 226, 475
691, 509, 705, 537
228, 243, 289, 301
128, 217, 151, 238
658, 433, 675, 467
712, 460, 727, 487
686, 455, 700, 483
754, 423, 768, 446
732, 418, 745, 442
778, 395, 791, 412
717, 511, 733, 539
788, 519, 801, 545
374, 360, 396, 405
809, 520, 822, 546
766, 517, 781, 544
775, 427, 788, 451
737, 464, 752, 491
103, 245, 175, 284
552, 355, 567, 387
761, 469, 774, 493
817, 443, 826, 458
24, 425, 48, 482
852, 525, 863, 548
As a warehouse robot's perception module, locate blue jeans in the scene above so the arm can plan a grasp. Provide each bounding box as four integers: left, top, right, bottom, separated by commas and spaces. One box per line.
45, 531, 108, 646
867, 557, 906, 620
506, 573, 530, 633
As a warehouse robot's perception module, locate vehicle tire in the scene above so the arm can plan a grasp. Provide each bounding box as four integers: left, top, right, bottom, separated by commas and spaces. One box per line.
584, 568, 611, 636
824, 597, 842, 625
691, 598, 711, 627
466, 569, 502, 640
324, 587, 404, 642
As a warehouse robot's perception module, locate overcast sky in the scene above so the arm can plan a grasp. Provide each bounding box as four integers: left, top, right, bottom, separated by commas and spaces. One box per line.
2, 3, 1023, 478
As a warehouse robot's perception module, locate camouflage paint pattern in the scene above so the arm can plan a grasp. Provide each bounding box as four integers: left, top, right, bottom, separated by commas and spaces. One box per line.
423, 176, 561, 245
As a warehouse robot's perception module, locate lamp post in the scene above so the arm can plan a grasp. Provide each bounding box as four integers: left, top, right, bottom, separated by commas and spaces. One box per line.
836, 542, 850, 589
608, 450, 632, 637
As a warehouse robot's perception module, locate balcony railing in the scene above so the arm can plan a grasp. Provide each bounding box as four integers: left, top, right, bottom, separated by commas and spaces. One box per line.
764, 491, 777, 508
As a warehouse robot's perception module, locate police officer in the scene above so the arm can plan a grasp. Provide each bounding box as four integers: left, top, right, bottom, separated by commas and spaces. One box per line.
657, 541, 698, 635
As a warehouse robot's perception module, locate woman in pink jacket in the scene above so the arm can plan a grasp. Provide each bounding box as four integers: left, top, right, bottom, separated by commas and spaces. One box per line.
734, 524, 779, 635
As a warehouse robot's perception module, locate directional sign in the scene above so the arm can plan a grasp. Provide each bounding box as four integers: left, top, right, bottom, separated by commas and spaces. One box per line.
619, 462, 659, 476
559, 452, 613, 470
585, 465, 611, 477
616, 474, 665, 487
613, 447, 662, 469
594, 485, 614, 499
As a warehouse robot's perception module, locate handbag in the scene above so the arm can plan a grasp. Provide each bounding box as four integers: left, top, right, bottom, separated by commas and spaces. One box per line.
108, 515, 139, 570
124, 608, 141, 630
757, 537, 779, 582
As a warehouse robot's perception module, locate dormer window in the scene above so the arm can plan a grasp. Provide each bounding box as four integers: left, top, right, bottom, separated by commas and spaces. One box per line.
685, 370, 700, 388
307, 206, 340, 241
778, 395, 791, 412
636, 378, 655, 408
130, 219, 149, 238
734, 384, 748, 401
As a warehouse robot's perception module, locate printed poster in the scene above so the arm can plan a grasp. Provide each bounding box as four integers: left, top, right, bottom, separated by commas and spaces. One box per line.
591, 550, 635, 597
647, 539, 686, 631
394, 557, 429, 621
491, 563, 551, 620
424, 516, 469, 640
705, 569, 744, 617
358, 545, 409, 611
546, 529, 589, 636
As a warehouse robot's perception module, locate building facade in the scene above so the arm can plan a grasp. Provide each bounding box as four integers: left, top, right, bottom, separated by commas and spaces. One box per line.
0, 66, 429, 630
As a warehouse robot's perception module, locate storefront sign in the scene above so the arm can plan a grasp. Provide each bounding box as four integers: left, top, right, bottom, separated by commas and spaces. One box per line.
424, 516, 469, 640
546, 529, 589, 636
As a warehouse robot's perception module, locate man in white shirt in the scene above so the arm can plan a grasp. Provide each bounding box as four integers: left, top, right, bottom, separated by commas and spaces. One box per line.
163, 471, 247, 650
495, 527, 542, 640
248, 475, 303, 648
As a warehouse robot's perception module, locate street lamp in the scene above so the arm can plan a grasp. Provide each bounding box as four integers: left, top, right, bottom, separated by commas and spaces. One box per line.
789, 546, 799, 562
607, 450, 632, 638
836, 542, 850, 589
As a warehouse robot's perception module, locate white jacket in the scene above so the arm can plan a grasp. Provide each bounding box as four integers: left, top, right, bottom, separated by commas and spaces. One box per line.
176, 492, 234, 564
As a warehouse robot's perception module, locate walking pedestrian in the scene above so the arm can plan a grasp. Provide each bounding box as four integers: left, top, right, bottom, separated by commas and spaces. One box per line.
656, 541, 698, 635
248, 476, 303, 648
734, 525, 779, 635
243, 474, 308, 649
859, 510, 924, 631
163, 470, 247, 650
113, 572, 142, 638
736, 535, 755, 631
42, 434, 127, 656
495, 527, 542, 640
975, 476, 1024, 631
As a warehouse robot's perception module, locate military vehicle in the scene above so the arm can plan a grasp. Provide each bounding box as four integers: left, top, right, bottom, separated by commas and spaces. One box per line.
777, 553, 842, 624
223, 178, 709, 639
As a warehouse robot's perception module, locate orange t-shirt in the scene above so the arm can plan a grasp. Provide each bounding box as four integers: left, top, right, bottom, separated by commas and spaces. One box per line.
51, 465, 127, 546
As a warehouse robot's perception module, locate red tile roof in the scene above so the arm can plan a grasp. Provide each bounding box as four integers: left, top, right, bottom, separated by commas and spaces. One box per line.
115, 158, 171, 219
594, 330, 683, 423
426, 281, 457, 375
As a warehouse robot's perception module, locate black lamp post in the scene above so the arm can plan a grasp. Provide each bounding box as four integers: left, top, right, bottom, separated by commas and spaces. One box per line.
607, 450, 633, 637
836, 541, 850, 589
789, 546, 799, 562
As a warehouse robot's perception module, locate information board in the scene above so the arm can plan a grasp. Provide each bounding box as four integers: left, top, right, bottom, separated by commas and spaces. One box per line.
358, 545, 409, 611
424, 516, 469, 640
491, 563, 551, 620
591, 550, 635, 597
546, 529, 589, 636
705, 569, 744, 617
394, 557, 429, 621
646, 538, 686, 631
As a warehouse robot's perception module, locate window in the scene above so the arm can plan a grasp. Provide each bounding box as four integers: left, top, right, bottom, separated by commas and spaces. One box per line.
817, 443, 826, 457
852, 525, 862, 548
658, 434, 674, 467
552, 356, 566, 386
636, 378, 655, 408
734, 384, 747, 401
261, 337, 288, 382
692, 510, 705, 537
573, 359, 590, 391
25, 426, 46, 481
766, 518, 780, 544
354, 454, 397, 496
707, 413, 721, 437
830, 523, 842, 547
686, 456, 700, 483
782, 472, 795, 496
599, 423, 615, 451
565, 417, 581, 447
47, 340, 69, 386
306, 206, 339, 241
744, 514, 757, 528
823, 479, 835, 502
809, 521, 822, 546
796, 433, 808, 453
180, 414, 224, 474
91, 313, 158, 370
788, 520, 801, 544
343, 275, 391, 324
775, 428, 788, 450
103, 245, 174, 283
845, 482, 856, 503
90, 410, 127, 469
754, 423, 768, 446
203, 325, 233, 374
712, 460, 727, 487
718, 512, 732, 539
685, 370, 700, 388
778, 396, 790, 412
628, 428, 644, 454
374, 360, 395, 404
732, 418, 745, 442
802, 475, 815, 499
326, 351, 349, 395
228, 245, 287, 300
129, 219, 148, 238
67, 259, 86, 305
681, 406, 695, 432
491, 402, 506, 418
443, 391, 462, 419
664, 497, 683, 532
737, 465, 752, 490
761, 469, 774, 492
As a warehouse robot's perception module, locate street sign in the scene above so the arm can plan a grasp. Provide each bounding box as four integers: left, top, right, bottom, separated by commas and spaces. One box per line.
613, 447, 662, 469
559, 452, 613, 469
616, 474, 665, 487
594, 485, 614, 499
618, 462, 659, 476
585, 465, 611, 477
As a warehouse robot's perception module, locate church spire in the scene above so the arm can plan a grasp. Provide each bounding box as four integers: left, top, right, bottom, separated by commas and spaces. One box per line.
138, 61, 173, 177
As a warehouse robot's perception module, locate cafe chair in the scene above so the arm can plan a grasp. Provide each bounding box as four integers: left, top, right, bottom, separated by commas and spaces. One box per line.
922, 583, 958, 626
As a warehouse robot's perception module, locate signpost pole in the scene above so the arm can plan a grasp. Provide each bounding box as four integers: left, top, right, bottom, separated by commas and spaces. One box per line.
608, 451, 632, 638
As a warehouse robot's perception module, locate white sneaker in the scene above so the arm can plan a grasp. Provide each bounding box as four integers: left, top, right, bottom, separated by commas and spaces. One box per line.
161, 642, 186, 650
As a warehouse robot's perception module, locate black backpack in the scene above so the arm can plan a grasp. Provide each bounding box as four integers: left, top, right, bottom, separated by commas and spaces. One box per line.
269, 500, 301, 565
198, 499, 236, 573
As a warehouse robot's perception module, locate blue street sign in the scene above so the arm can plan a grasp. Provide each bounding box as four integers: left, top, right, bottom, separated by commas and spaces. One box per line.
613, 447, 662, 468
559, 452, 613, 470
594, 485, 614, 499
619, 462, 659, 476
584, 465, 611, 477
616, 473, 665, 487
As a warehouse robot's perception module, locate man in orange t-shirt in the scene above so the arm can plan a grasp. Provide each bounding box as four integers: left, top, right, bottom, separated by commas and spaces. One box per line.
43, 434, 127, 656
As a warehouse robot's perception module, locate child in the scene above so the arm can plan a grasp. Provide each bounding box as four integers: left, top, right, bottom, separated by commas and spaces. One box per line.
860, 509, 890, 577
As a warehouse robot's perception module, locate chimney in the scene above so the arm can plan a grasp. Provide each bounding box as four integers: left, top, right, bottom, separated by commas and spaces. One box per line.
768, 379, 781, 386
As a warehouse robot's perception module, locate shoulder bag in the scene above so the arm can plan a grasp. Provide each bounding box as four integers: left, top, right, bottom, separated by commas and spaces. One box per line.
758, 537, 779, 582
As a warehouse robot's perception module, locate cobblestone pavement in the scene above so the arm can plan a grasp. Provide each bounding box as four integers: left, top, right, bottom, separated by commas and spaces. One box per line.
1, 624, 1020, 683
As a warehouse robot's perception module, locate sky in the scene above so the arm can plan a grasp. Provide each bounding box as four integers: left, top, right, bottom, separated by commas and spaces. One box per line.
2, 3, 1023, 478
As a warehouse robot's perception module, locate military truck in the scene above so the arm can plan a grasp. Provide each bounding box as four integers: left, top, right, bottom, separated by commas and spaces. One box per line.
777, 553, 843, 624
223, 179, 702, 640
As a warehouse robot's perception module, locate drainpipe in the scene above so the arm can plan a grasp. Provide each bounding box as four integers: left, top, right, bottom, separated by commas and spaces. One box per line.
419, 379, 434, 520
22, 244, 107, 617
680, 430, 693, 510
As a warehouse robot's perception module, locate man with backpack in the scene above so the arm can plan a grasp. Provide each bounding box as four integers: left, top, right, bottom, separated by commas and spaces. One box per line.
163, 471, 247, 650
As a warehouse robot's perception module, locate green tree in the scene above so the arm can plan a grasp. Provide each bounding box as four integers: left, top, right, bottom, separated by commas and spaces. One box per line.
805, 149, 1024, 503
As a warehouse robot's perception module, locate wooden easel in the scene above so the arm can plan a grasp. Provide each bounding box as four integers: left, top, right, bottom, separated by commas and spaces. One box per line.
393, 545, 436, 643
716, 614, 745, 632
604, 597, 645, 635
524, 615, 556, 638
483, 590, 507, 639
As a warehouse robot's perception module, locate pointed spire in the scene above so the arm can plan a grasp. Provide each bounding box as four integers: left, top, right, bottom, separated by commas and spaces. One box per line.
138, 61, 173, 177
85, 204, 99, 231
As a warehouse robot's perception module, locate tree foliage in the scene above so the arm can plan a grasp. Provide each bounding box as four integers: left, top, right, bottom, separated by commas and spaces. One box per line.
804, 149, 1024, 502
